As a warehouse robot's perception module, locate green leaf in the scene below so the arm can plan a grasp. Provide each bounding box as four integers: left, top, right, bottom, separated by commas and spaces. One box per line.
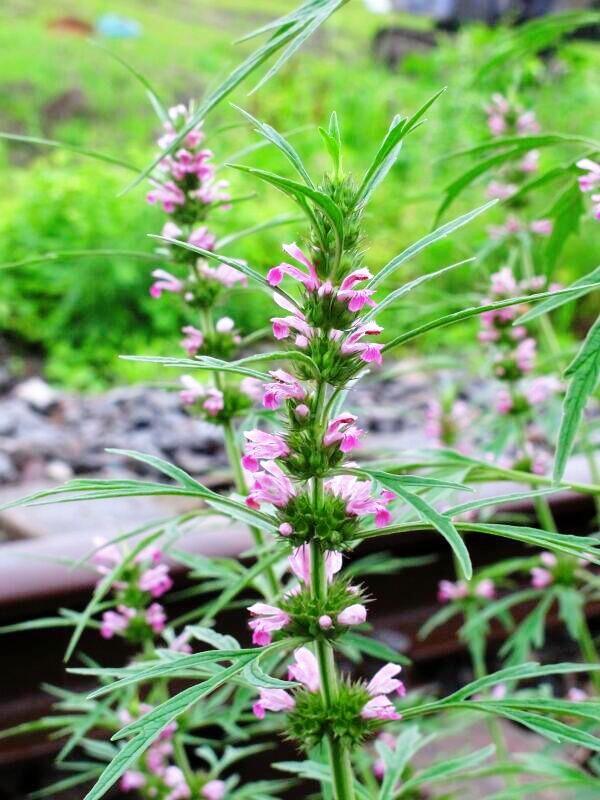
106, 449, 208, 493
149, 234, 299, 309
339, 632, 410, 666
185, 626, 241, 651
364, 258, 474, 321
399, 745, 495, 794
0, 248, 161, 272
0, 132, 139, 172
445, 133, 599, 161
554, 315, 600, 481
354, 467, 471, 493
368, 200, 496, 289
444, 488, 558, 517
233, 105, 313, 186
89, 41, 168, 123
227, 164, 344, 247
121, 0, 347, 194
83, 659, 254, 800
356, 89, 445, 208
216, 213, 302, 250
242, 659, 298, 689
518, 265, 600, 324
544, 182, 585, 271
377, 725, 423, 800
383, 284, 588, 353
119, 354, 269, 381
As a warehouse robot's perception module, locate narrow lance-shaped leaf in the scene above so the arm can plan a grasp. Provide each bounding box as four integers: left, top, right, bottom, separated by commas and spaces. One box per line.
383, 284, 593, 353
232, 105, 314, 186
518, 264, 600, 324
121, 0, 348, 194
0, 132, 140, 172
553, 315, 600, 481
368, 200, 496, 289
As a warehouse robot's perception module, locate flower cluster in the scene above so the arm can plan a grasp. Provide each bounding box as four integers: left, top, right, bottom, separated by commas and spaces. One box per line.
248, 544, 368, 644
484, 94, 551, 237
576, 158, 600, 220
437, 577, 495, 604
267, 243, 385, 384
252, 647, 405, 746
120, 707, 226, 800
93, 539, 173, 643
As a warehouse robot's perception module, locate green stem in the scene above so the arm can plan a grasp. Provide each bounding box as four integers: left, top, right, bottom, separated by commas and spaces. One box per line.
173, 734, 195, 787
309, 381, 356, 800
311, 542, 356, 800
576, 615, 600, 693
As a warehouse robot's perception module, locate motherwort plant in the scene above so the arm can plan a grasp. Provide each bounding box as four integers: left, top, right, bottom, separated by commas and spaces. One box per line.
3, 97, 600, 800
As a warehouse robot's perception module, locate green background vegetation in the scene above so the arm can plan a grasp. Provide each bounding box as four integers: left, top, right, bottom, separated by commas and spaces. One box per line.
1, 0, 599, 388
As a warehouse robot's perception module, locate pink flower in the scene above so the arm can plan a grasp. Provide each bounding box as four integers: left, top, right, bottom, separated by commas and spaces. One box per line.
147, 181, 186, 213
490, 267, 517, 296
100, 606, 136, 639
202, 780, 227, 800
367, 664, 405, 697
146, 603, 167, 633
474, 578, 495, 599
437, 579, 468, 603
520, 150, 539, 174
577, 159, 600, 192
162, 221, 183, 240
319, 614, 333, 629
529, 219, 553, 236
248, 602, 290, 646
540, 551, 558, 568
337, 268, 376, 312
288, 647, 320, 691
361, 695, 401, 721
567, 687, 588, 702
91, 537, 123, 575
295, 403, 310, 419
340, 322, 384, 366
240, 377, 263, 402
531, 567, 553, 588
267, 243, 320, 291
181, 325, 204, 355
215, 316, 235, 333
169, 630, 193, 653
121, 771, 147, 791
188, 226, 216, 251
203, 388, 224, 417
262, 370, 306, 410
163, 766, 191, 799
524, 376, 560, 405
179, 375, 204, 405
488, 113, 506, 136
325, 475, 394, 527
241, 430, 290, 472
591, 194, 600, 220
337, 604, 367, 626
323, 413, 364, 453
252, 687, 295, 719
246, 460, 296, 509
487, 181, 517, 200
191, 177, 230, 206
517, 111, 539, 135
495, 389, 513, 415
279, 522, 293, 537
139, 564, 173, 598
198, 261, 247, 288
288, 544, 343, 585
150, 269, 184, 298
515, 338, 537, 373
491, 683, 507, 700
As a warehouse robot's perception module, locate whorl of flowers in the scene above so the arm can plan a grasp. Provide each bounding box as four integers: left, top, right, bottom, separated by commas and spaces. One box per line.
484, 94, 551, 238
576, 158, 600, 221
92, 538, 173, 643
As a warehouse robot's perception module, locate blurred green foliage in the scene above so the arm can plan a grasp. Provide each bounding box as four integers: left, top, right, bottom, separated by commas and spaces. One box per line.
0, 0, 598, 388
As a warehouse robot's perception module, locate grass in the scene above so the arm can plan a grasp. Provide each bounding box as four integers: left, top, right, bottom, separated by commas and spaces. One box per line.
0, 0, 599, 388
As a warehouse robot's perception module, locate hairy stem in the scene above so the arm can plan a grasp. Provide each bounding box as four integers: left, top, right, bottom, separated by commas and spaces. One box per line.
576, 615, 600, 693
